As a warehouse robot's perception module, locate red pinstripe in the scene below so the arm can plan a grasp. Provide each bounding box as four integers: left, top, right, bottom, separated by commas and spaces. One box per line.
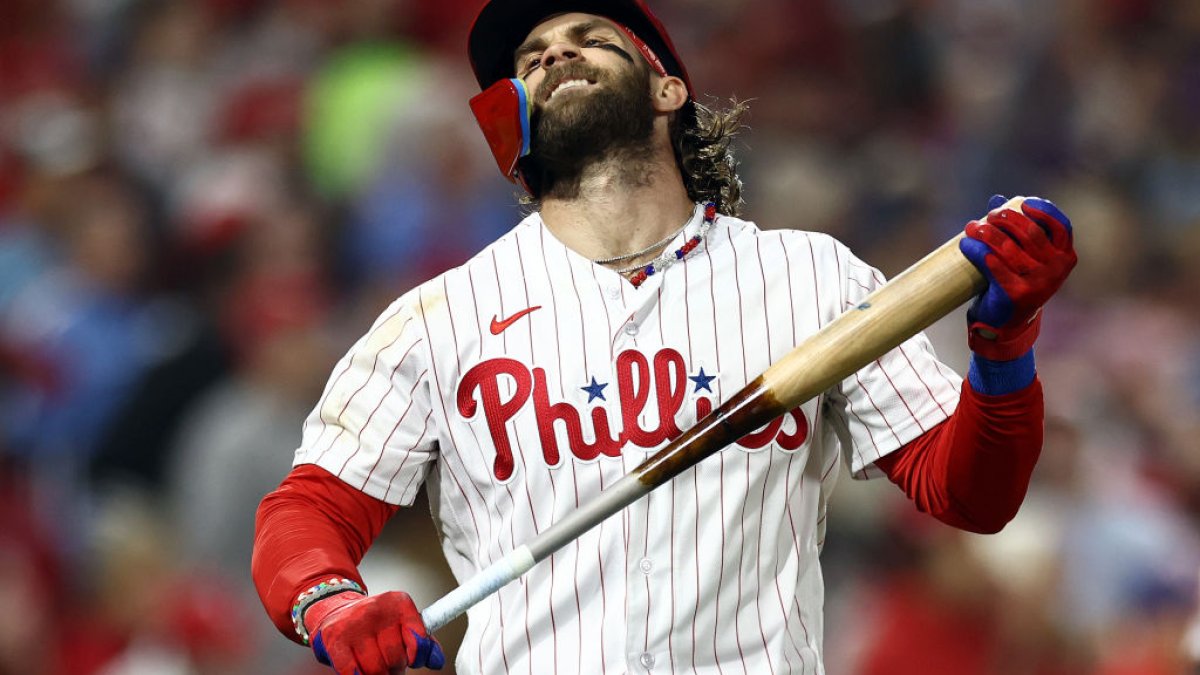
596, 463, 610, 674
898, 344, 951, 416
874, 357, 927, 431
415, 287, 486, 569
726, 228, 749, 383
467, 266, 484, 360
335, 340, 423, 477
561, 236, 590, 376
782, 452, 814, 651
491, 249, 507, 353
307, 351, 358, 455
312, 319, 414, 464
642, 485, 652, 655
853, 369, 904, 447
703, 234, 739, 672
428, 278, 514, 673
511, 231, 548, 675
744, 453, 775, 674
775, 233, 809, 671
587, 263, 616, 362
777, 235, 798, 348
361, 372, 425, 488
725, 228, 762, 668
668, 478, 678, 674
751, 237, 783, 674
539, 228, 580, 674
381, 409, 433, 502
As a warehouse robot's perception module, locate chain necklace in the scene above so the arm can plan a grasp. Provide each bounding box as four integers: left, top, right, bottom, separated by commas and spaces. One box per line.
592, 223, 688, 265
616, 203, 717, 288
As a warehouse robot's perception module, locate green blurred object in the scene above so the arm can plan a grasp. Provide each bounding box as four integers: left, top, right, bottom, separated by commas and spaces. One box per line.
304, 42, 427, 198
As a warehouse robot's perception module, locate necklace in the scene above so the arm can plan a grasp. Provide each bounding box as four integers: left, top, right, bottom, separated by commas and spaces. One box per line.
592, 223, 688, 265
618, 203, 717, 288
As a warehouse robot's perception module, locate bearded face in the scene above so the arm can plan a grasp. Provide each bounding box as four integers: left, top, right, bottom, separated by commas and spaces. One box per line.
521, 57, 656, 197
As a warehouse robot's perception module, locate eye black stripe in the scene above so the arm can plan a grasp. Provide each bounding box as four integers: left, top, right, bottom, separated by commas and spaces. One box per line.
597, 43, 635, 63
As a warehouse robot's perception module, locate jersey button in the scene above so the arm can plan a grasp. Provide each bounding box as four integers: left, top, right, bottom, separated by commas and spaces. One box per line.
639, 652, 656, 669
608, 286, 621, 300
624, 323, 639, 337
639, 558, 653, 574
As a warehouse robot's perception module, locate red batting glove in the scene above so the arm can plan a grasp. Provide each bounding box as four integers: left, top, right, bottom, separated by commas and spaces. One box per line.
958, 196, 1077, 361
306, 591, 445, 674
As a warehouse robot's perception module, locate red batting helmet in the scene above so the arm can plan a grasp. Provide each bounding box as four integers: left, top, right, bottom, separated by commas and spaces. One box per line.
468, 0, 694, 95
466, 0, 694, 186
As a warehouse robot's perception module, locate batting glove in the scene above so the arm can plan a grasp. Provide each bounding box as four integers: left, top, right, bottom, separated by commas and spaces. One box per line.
306, 590, 445, 674
959, 194, 1077, 362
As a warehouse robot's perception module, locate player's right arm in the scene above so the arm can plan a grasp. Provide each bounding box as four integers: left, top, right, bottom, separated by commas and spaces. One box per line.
252, 465, 444, 673
251, 297, 445, 674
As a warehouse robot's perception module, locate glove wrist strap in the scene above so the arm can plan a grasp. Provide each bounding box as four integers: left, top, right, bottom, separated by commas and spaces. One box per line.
291, 577, 365, 645
968, 311, 1042, 361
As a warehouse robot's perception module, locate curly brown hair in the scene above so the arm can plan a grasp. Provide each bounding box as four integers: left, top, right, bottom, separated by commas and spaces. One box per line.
672, 98, 749, 217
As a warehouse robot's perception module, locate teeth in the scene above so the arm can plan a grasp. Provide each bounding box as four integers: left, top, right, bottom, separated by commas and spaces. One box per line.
550, 79, 591, 99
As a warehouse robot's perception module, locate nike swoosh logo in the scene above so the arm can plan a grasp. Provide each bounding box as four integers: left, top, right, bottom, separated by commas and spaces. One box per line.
490, 306, 542, 335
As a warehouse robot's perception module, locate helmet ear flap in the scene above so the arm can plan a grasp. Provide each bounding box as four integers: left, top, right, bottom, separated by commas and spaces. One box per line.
470, 78, 533, 184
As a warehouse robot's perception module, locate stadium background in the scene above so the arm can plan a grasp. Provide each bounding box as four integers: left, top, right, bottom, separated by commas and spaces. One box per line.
0, 0, 1198, 673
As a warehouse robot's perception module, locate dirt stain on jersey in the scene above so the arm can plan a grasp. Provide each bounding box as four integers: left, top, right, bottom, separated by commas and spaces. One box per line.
322, 292, 439, 427
364, 307, 416, 353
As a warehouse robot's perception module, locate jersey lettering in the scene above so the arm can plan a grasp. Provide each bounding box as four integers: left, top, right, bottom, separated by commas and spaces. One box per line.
457, 348, 810, 479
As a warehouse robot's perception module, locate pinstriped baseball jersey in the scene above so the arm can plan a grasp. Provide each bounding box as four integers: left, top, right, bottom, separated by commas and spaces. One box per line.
295, 203, 962, 674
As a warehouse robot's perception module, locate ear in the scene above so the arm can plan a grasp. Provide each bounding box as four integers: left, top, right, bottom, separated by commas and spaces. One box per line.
651, 75, 689, 114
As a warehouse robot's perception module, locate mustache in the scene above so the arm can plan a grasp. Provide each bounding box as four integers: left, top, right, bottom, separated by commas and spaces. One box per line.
535, 64, 607, 103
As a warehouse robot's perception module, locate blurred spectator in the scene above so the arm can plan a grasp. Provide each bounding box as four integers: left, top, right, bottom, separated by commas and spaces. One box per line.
168, 204, 334, 577
0, 170, 159, 460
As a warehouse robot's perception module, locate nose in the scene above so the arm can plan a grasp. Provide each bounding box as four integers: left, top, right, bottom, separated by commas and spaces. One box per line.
540, 40, 581, 70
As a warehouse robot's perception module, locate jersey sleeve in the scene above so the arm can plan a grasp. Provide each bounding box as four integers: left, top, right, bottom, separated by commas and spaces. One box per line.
295, 295, 437, 506
825, 244, 963, 479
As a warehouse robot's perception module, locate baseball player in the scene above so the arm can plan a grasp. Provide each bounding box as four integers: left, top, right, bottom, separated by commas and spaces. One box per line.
251, 1, 1077, 673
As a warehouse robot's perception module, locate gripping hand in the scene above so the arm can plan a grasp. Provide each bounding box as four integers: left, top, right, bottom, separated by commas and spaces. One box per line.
307, 590, 445, 675
958, 195, 1077, 361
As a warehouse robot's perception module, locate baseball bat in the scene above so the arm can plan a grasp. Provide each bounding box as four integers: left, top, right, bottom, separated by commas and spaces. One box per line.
419, 200, 1012, 632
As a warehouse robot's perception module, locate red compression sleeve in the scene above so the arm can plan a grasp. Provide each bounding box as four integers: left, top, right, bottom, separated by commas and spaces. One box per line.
251, 464, 399, 642
873, 378, 1043, 534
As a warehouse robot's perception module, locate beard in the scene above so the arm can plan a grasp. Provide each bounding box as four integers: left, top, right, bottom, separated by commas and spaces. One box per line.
520, 61, 657, 200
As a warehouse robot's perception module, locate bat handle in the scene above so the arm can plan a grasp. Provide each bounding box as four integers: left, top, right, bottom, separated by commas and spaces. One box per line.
420, 471, 648, 631
420, 545, 535, 632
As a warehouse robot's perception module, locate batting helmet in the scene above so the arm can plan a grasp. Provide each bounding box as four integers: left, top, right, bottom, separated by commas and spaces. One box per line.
466, 0, 695, 185
468, 0, 693, 95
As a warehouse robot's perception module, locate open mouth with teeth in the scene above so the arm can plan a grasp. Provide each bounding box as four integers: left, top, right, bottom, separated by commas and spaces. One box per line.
547, 78, 597, 102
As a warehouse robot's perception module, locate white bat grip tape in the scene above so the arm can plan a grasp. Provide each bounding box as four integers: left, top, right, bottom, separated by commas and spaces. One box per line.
420, 545, 535, 632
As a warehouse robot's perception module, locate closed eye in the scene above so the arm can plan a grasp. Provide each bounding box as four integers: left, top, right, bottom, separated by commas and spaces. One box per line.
520, 57, 542, 76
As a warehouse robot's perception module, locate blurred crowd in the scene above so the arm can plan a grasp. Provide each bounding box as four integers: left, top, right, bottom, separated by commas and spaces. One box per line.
0, 0, 1197, 673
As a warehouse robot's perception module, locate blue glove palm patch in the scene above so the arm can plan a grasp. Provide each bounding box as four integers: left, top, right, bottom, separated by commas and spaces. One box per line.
312, 632, 332, 666
411, 629, 447, 669
959, 235, 1013, 329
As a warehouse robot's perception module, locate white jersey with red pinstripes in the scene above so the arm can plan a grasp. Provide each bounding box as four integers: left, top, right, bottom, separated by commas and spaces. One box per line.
294, 203, 962, 674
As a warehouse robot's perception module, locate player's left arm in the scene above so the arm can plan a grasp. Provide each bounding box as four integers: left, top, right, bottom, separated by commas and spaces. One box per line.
875, 195, 1076, 533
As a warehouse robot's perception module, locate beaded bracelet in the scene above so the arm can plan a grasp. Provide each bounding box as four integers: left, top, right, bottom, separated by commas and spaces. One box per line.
291, 577, 366, 645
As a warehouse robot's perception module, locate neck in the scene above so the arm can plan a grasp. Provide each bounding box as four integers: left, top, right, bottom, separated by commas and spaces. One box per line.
539, 150, 695, 266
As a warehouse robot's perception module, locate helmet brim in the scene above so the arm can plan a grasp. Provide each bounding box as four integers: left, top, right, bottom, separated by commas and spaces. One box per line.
467, 0, 693, 95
